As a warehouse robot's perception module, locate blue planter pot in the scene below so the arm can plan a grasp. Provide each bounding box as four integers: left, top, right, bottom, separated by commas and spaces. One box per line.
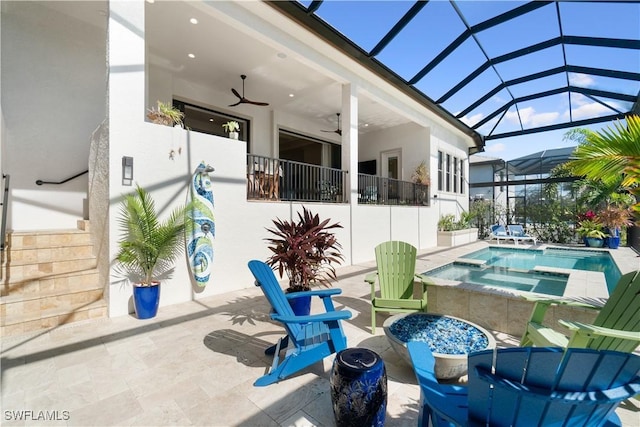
585, 237, 605, 248
288, 294, 312, 316
133, 283, 160, 319
608, 235, 621, 249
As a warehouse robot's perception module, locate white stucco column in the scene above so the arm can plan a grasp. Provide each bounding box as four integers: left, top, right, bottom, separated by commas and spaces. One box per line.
107, 0, 146, 317
341, 83, 358, 202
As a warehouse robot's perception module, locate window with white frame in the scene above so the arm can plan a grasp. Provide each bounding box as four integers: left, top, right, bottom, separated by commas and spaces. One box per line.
438, 151, 444, 191
453, 156, 459, 193
437, 150, 466, 195
459, 158, 465, 194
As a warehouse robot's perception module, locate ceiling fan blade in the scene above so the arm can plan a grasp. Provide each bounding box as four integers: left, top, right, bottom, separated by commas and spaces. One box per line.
229, 74, 269, 107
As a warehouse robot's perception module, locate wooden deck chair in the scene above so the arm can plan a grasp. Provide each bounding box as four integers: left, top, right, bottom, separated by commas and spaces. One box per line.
409, 341, 640, 427
364, 241, 430, 333
520, 270, 640, 352
248, 260, 352, 386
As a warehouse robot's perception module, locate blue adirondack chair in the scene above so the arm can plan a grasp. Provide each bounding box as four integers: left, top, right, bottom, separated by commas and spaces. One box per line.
408, 341, 640, 427
248, 260, 352, 387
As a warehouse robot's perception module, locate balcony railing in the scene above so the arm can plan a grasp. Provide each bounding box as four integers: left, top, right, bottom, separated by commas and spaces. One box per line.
246, 155, 429, 206
358, 174, 429, 206
247, 155, 347, 203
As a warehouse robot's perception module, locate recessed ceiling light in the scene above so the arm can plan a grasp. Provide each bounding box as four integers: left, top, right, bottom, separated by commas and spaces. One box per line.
277, 52, 287, 59
289, 93, 295, 98
364, 123, 369, 127
190, 18, 198, 24
188, 53, 195, 59
209, 118, 214, 122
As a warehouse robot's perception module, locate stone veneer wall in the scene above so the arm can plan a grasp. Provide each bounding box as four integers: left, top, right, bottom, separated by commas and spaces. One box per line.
88, 120, 110, 314
427, 283, 599, 337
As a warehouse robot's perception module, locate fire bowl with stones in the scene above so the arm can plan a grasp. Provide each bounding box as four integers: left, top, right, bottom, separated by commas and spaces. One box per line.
383, 313, 496, 380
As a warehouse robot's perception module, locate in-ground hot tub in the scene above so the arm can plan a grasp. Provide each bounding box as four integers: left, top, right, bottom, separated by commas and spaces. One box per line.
383, 313, 496, 380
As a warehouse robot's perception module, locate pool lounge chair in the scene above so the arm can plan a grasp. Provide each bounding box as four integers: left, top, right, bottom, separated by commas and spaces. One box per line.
507, 224, 537, 245
488, 224, 512, 244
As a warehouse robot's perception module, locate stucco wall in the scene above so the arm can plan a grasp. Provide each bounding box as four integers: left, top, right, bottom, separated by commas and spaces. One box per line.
1, 1, 106, 230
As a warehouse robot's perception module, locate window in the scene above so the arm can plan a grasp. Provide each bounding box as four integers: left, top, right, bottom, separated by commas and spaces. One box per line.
459, 158, 465, 194
438, 151, 444, 191
445, 154, 451, 192
173, 100, 249, 146
438, 150, 465, 195
453, 156, 459, 193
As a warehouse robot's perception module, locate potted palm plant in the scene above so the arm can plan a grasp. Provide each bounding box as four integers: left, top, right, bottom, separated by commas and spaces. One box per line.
264, 207, 344, 315
116, 185, 192, 319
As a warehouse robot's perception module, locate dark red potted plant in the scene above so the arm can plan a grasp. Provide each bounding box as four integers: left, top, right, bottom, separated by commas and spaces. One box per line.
264, 207, 344, 315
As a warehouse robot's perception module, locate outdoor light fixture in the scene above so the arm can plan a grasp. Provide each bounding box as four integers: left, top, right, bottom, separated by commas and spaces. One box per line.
122, 156, 133, 186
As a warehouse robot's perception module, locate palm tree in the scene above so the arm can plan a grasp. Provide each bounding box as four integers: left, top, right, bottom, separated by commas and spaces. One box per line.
565, 115, 640, 215
116, 185, 191, 285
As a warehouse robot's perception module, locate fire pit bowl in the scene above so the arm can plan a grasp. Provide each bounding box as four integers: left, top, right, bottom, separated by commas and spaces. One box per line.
383, 313, 496, 380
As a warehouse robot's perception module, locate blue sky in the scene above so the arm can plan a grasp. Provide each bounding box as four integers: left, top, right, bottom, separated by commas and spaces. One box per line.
301, 0, 639, 161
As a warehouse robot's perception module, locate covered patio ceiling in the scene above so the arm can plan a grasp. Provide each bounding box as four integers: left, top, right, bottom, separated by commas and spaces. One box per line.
270, 1, 640, 142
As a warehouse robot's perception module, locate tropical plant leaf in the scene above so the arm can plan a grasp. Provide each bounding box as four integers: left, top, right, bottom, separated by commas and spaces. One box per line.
116, 185, 192, 285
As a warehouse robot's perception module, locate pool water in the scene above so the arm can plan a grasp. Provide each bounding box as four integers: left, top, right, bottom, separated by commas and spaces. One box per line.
427, 264, 569, 296
425, 247, 621, 296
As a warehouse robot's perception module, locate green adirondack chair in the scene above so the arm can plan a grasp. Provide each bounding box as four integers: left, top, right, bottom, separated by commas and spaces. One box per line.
520, 270, 640, 352
364, 241, 431, 333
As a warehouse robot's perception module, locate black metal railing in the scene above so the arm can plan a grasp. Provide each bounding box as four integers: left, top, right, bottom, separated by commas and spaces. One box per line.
245, 155, 429, 206
36, 169, 89, 186
358, 174, 429, 206
247, 155, 347, 203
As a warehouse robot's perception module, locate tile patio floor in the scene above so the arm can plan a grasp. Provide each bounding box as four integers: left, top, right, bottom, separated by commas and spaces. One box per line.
2, 242, 639, 426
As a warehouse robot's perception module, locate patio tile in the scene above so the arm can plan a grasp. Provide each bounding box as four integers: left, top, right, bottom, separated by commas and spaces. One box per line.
1, 243, 638, 426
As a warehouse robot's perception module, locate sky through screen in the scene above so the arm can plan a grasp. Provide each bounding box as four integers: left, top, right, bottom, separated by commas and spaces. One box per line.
297, 0, 640, 160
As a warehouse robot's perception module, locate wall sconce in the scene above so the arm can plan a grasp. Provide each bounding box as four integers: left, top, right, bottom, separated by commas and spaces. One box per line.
122, 156, 133, 186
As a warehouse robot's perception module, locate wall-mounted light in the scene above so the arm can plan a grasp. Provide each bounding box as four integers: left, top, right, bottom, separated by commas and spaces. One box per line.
122, 156, 133, 186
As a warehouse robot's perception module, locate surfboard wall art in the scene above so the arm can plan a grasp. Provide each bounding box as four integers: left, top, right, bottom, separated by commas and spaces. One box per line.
186, 162, 215, 287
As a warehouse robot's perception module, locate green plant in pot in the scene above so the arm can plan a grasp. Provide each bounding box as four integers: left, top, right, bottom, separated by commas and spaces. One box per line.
147, 100, 184, 127
264, 207, 344, 315
116, 185, 192, 319
598, 205, 633, 249
222, 120, 240, 140
411, 161, 430, 204
576, 218, 608, 248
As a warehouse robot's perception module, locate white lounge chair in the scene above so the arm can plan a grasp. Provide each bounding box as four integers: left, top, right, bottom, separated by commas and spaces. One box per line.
488, 224, 512, 244
507, 224, 537, 245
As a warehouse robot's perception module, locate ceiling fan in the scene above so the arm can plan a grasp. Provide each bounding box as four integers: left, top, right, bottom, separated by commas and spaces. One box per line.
321, 113, 342, 136
229, 74, 269, 107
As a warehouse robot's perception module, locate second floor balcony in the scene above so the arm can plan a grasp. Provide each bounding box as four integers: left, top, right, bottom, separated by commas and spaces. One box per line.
247, 154, 430, 206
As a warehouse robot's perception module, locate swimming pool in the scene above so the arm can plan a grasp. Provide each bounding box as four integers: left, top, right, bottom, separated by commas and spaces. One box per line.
425, 246, 621, 295
426, 264, 569, 296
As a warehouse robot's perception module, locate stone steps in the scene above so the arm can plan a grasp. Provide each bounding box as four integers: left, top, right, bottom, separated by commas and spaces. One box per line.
1, 220, 108, 336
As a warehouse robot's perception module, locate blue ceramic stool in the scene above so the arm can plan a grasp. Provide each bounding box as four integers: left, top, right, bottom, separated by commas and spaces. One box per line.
330, 348, 387, 427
